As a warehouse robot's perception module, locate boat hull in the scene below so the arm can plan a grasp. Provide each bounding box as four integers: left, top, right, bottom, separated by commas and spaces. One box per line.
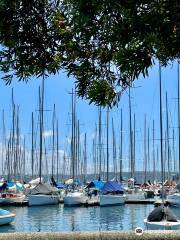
167, 193, 180, 206
144, 219, 180, 230
28, 194, 59, 206
64, 192, 88, 206
0, 213, 15, 225
126, 192, 145, 201
0, 194, 26, 205
99, 194, 125, 206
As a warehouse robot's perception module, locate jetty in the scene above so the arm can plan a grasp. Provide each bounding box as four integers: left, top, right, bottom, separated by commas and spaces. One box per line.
0, 231, 179, 240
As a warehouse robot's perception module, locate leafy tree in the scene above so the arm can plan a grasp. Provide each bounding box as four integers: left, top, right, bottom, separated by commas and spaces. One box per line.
0, 0, 179, 106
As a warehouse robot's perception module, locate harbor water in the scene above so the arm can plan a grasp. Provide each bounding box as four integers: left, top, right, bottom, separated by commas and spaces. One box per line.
1, 204, 180, 233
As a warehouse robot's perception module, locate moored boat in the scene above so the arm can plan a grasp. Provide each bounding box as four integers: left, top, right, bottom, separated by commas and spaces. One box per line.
64, 191, 88, 206
144, 205, 180, 230
0, 209, 15, 226
27, 182, 60, 206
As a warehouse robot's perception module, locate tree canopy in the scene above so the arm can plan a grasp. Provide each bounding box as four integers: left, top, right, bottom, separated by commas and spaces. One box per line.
0, 0, 179, 106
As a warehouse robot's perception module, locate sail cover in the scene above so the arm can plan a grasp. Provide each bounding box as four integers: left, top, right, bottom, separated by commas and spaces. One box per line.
100, 181, 124, 194
147, 206, 178, 222
28, 183, 59, 195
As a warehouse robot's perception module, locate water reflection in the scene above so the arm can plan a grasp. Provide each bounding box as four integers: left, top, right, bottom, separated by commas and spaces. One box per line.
99, 205, 124, 231
1, 204, 178, 233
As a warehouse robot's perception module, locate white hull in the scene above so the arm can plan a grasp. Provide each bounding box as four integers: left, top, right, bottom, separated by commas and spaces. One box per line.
126, 192, 145, 201
167, 193, 180, 206
99, 194, 125, 206
28, 194, 59, 206
144, 218, 180, 230
64, 192, 88, 206
0, 213, 15, 225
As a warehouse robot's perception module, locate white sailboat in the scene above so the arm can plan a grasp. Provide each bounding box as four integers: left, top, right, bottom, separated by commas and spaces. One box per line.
99, 108, 125, 206
144, 64, 180, 230
28, 80, 60, 206
64, 191, 88, 206
27, 182, 60, 206
64, 89, 88, 207
99, 180, 126, 206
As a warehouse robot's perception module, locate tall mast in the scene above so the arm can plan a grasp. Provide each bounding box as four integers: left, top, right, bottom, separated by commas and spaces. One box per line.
159, 64, 164, 201
106, 107, 109, 181
153, 120, 155, 182
98, 107, 102, 180
144, 115, 147, 183
56, 120, 59, 182
120, 109, 123, 181
178, 62, 180, 176
112, 117, 117, 179
52, 104, 55, 178
129, 87, 133, 178
133, 113, 136, 177
166, 92, 170, 179
31, 112, 34, 179
39, 78, 44, 183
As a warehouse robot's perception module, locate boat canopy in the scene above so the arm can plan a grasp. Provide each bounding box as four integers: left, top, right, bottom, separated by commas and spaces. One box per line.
100, 181, 124, 194
86, 180, 104, 189
28, 183, 59, 195
147, 206, 178, 222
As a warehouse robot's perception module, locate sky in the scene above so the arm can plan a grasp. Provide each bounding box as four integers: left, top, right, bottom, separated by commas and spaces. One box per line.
0, 60, 179, 179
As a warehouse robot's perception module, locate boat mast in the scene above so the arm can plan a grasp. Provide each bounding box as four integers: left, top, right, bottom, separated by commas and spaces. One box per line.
98, 107, 102, 180
129, 87, 133, 178
56, 120, 59, 182
166, 92, 170, 179
153, 120, 155, 182
144, 114, 147, 183
31, 112, 34, 179
106, 107, 109, 182
133, 113, 136, 178
178, 62, 180, 177
120, 109, 123, 181
39, 78, 45, 184
159, 64, 164, 202
51, 104, 55, 178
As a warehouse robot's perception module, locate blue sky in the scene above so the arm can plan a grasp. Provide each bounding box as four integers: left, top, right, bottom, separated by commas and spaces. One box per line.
0, 60, 179, 177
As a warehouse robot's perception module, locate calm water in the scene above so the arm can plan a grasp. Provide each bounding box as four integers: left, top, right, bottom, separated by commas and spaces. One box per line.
1, 204, 180, 233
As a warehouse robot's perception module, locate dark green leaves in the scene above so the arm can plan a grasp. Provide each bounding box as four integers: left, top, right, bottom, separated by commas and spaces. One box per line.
0, 0, 179, 106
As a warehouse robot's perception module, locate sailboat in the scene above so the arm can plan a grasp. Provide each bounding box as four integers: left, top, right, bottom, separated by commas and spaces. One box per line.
28, 79, 60, 206
63, 89, 88, 206
99, 108, 126, 206
167, 63, 180, 206
144, 64, 180, 230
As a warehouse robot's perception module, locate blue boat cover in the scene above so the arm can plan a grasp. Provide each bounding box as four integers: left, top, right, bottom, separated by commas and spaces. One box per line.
6, 182, 15, 187
100, 181, 124, 194
86, 180, 104, 189
56, 182, 65, 189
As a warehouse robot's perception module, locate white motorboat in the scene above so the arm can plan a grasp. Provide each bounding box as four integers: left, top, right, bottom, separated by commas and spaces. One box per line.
0, 209, 15, 226
99, 194, 125, 206
64, 192, 88, 206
